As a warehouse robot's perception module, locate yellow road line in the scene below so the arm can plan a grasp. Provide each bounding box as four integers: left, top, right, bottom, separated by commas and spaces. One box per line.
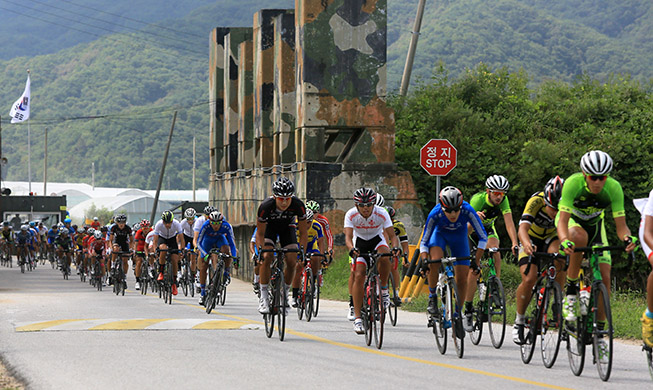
192, 320, 250, 330
16, 319, 92, 332
180, 302, 572, 390
89, 318, 172, 330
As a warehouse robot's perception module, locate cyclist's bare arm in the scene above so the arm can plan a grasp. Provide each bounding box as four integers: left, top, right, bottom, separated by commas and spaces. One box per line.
503, 212, 519, 248
518, 221, 534, 255
645, 216, 653, 257
614, 216, 635, 252
556, 210, 574, 255
297, 218, 308, 252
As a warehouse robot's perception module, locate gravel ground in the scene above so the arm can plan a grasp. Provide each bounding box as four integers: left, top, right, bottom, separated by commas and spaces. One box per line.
0, 357, 24, 390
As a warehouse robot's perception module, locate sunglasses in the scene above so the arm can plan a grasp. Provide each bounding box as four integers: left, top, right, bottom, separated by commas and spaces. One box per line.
443, 207, 461, 213
588, 175, 607, 182
490, 191, 505, 196
275, 196, 292, 201
210, 220, 222, 226
356, 202, 374, 208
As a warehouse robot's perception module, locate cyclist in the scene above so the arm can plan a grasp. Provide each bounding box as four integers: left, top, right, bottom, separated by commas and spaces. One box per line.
292, 208, 325, 307
345, 187, 400, 334
197, 210, 238, 305
250, 227, 260, 295
1, 222, 14, 260
15, 225, 32, 266
420, 186, 487, 336
109, 214, 133, 289
640, 187, 653, 347
55, 227, 73, 274
37, 222, 47, 259
154, 210, 185, 296
386, 206, 410, 306
46, 224, 58, 260
88, 230, 107, 284
90, 217, 101, 230
512, 176, 566, 344
73, 227, 87, 274
557, 150, 637, 362
256, 176, 308, 314
305, 200, 333, 255
193, 205, 215, 248
28, 221, 39, 260
180, 208, 198, 288
133, 219, 152, 291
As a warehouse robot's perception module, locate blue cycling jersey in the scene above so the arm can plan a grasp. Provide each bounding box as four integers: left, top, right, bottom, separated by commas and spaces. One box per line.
419, 201, 488, 254
197, 219, 237, 257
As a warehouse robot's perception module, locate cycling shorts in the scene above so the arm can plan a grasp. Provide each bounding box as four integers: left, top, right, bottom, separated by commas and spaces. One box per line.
556, 212, 611, 265
183, 234, 195, 250
427, 229, 470, 266
157, 236, 179, 251
351, 235, 388, 268
517, 235, 558, 267
112, 242, 130, 253
264, 223, 297, 248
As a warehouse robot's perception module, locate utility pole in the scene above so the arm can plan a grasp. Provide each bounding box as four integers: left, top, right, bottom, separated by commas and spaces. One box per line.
92, 162, 95, 190
151, 111, 177, 223
43, 127, 48, 195
192, 136, 196, 201
399, 0, 427, 96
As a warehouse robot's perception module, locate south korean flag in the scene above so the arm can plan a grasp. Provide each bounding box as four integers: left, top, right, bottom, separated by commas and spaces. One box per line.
9, 75, 30, 123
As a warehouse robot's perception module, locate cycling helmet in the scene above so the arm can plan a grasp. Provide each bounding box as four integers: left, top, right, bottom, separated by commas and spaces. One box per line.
29, 221, 35, 227
580, 150, 613, 176
93, 217, 99, 221
87, 227, 95, 235
306, 209, 314, 221
21, 225, 28, 231
132, 223, 141, 231
60, 228, 69, 235
353, 187, 377, 205
78, 227, 86, 234
94, 231, 102, 239
140, 219, 151, 228
161, 210, 174, 223
2, 221, 8, 227
485, 175, 510, 191
115, 214, 127, 223
64, 217, 71, 223
375, 193, 385, 207
305, 200, 320, 213
272, 176, 295, 197
57, 222, 64, 228
208, 210, 224, 222
440, 186, 463, 211
385, 206, 396, 219
184, 208, 196, 219
203, 205, 216, 215
543, 176, 565, 209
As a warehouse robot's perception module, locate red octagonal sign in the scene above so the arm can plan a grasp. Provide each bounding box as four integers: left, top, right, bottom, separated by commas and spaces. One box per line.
420, 139, 457, 176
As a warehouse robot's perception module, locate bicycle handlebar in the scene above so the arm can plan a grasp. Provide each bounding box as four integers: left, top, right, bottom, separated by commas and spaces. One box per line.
424, 256, 471, 265
524, 252, 568, 276
487, 247, 513, 254
573, 244, 628, 253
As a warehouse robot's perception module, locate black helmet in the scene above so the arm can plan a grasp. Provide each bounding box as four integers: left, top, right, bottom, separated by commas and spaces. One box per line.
440, 186, 463, 211
203, 205, 216, 215
353, 188, 377, 205
161, 210, 174, 223
543, 176, 565, 209
272, 177, 295, 197
115, 214, 127, 223
485, 175, 510, 191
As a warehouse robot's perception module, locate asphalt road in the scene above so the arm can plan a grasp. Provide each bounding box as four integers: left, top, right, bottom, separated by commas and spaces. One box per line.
1, 262, 652, 389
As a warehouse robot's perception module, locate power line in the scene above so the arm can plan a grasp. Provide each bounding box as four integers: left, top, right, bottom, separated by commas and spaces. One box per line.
0, 2, 206, 58
58, 0, 206, 39
26, 0, 200, 49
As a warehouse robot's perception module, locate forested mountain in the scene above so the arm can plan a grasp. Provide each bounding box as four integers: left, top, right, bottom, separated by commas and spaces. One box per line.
0, 0, 650, 190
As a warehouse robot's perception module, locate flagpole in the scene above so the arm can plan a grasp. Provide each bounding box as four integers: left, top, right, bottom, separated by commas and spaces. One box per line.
27, 69, 31, 194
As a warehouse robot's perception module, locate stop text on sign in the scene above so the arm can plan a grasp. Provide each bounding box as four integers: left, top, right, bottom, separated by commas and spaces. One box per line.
420, 139, 457, 176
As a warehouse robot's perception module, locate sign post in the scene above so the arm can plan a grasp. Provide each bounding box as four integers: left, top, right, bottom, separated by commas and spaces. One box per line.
419, 139, 457, 198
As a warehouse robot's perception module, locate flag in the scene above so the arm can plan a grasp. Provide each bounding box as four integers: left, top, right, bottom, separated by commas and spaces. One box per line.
9, 75, 30, 123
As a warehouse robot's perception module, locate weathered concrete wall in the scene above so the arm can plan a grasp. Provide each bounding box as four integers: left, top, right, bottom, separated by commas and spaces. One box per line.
208, 28, 230, 194
238, 40, 254, 170
273, 12, 296, 165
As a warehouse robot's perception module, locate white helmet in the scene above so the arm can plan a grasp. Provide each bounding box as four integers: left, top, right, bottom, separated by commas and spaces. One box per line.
94, 231, 103, 239
580, 150, 613, 176
184, 208, 196, 218
375, 193, 385, 207
485, 175, 510, 191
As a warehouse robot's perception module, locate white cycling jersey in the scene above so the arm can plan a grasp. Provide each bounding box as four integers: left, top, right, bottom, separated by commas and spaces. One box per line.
153, 220, 183, 239
180, 218, 194, 237
145, 230, 156, 245
638, 188, 653, 259
344, 205, 392, 241
193, 216, 207, 233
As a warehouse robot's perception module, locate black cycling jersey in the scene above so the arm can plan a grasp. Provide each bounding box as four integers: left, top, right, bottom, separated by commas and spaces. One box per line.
257, 196, 306, 225
110, 224, 132, 245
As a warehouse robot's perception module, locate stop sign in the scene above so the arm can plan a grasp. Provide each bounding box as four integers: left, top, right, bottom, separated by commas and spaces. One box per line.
420, 139, 457, 176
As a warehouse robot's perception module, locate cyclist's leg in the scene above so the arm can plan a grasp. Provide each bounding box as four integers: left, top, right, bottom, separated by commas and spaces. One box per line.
352, 257, 367, 318
376, 245, 391, 287
515, 248, 539, 325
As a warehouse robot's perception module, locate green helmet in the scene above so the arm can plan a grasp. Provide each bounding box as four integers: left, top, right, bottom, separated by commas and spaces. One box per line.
161, 210, 174, 223
305, 200, 320, 213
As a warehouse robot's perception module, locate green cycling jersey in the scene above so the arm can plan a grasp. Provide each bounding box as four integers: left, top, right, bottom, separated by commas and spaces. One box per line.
558, 172, 625, 225
469, 191, 512, 229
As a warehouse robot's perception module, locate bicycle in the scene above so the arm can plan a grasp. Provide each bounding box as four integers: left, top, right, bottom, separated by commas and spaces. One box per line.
644, 344, 653, 381
359, 251, 393, 349
76, 249, 87, 283
48, 244, 56, 269
157, 248, 178, 305
90, 254, 104, 291
260, 246, 302, 341
205, 250, 239, 314
0, 241, 12, 267
387, 253, 403, 327
179, 249, 195, 298
425, 255, 470, 359
17, 244, 30, 273
469, 247, 510, 349
312, 253, 331, 318
565, 244, 628, 382
136, 252, 150, 295
297, 252, 326, 322
111, 251, 131, 296
518, 251, 567, 368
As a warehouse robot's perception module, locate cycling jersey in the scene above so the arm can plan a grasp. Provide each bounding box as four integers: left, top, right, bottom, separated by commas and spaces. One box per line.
298, 220, 323, 252
47, 228, 58, 244
314, 214, 333, 251
193, 216, 207, 233
1, 228, 12, 241
134, 228, 150, 252
257, 196, 307, 225
16, 232, 31, 245
197, 219, 237, 257
90, 237, 106, 255
558, 172, 625, 225
110, 224, 132, 245
345, 205, 392, 241
520, 191, 556, 240
469, 191, 511, 234
639, 188, 653, 260
180, 218, 194, 237
145, 230, 156, 246
153, 220, 183, 239
54, 235, 73, 249
392, 219, 408, 243
420, 201, 488, 256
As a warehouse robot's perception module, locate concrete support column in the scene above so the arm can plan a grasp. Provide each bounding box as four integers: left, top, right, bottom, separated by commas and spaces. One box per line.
238, 41, 254, 170
273, 12, 296, 165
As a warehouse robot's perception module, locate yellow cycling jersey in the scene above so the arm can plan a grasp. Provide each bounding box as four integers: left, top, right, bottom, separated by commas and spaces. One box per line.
297, 220, 323, 252
519, 191, 557, 240
392, 219, 408, 243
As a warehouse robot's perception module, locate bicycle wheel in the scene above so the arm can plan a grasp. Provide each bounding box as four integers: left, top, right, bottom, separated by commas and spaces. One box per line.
313, 270, 321, 317
306, 269, 314, 322
120, 267, 126, 296
264, 274, 276, 338
297, 269, 306, 321
487, 277, 506, 349
566, 313, 586, 376
540, 281, 563, 368
520, 283, 539, 364
20, 254, 25, 273
592, 282, 613, 381
214, 262, 225, 308
219, 278, 227, 306
449, 279, 464, 358
277, 278, 286, 341
363, 279, 373, 346
375, 275, 385, 349
388, 273, 398, 327
432, 284, 448, 354
181, 264, 189, 296
646, 346, 653, 381
205, 271, 219, 314
470, 282, 485, 345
